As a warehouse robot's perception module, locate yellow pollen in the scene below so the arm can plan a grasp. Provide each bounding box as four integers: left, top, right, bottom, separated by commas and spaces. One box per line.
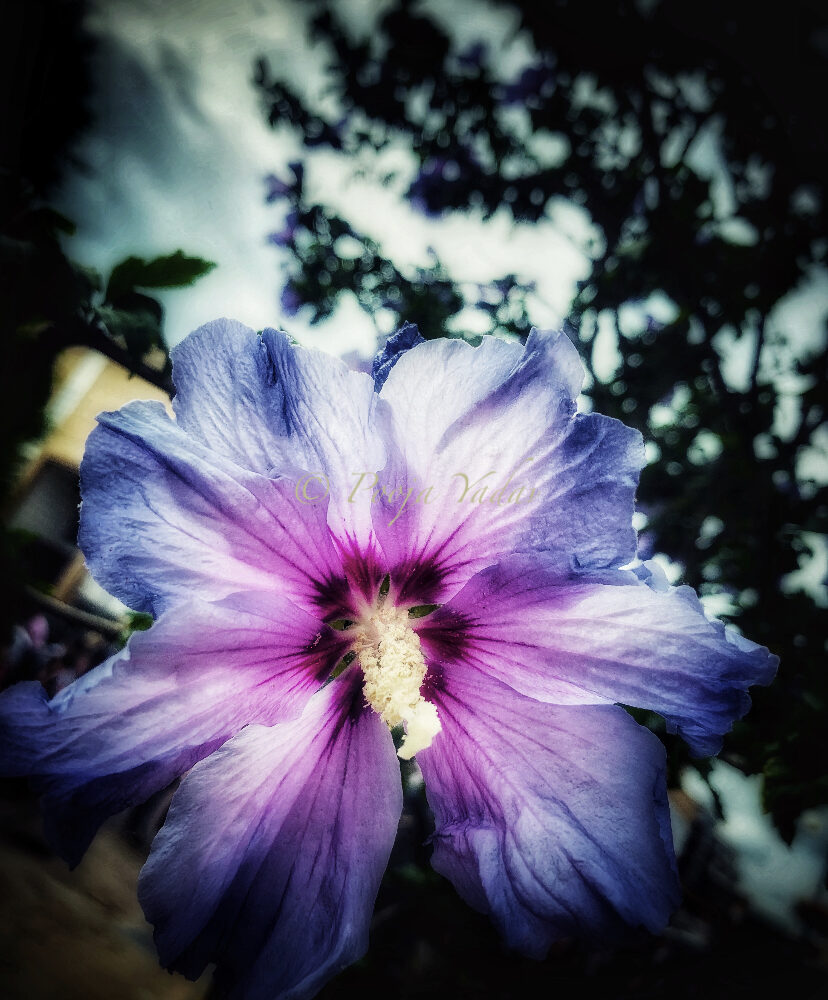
353, 603, 441, 759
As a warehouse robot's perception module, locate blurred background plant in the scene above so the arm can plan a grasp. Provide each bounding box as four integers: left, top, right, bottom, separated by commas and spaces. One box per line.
1, 0, 214, 643
1, 0, 826, 997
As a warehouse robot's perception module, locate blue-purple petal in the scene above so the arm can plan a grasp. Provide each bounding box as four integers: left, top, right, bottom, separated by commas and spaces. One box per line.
171, 318, 298, 476
138, 673, 402, 1000
371, 322, 425, 391
0, 593, 347, 865
373, 329, 642, 604
417, 557, 778, 756
174, 319, 392, 557
417, 670, 680, 954
79, 400, 344, 616
261, 328, 391, 549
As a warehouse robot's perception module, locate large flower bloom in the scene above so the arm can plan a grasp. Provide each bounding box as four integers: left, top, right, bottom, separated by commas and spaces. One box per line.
1, 320, 776, 998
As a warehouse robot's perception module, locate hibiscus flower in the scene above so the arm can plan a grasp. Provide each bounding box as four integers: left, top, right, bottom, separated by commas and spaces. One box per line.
0, 319, 776, 999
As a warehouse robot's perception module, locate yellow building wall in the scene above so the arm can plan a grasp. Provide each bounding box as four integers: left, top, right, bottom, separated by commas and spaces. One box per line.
40, 348, 172, 471
10, 348, 173, 614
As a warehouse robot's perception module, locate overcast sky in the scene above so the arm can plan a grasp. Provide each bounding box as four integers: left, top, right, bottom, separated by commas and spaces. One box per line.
55, 0, 594, 359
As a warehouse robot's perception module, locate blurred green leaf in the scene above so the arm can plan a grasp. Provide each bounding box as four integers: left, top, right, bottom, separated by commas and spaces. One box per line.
31, 206, 77, 236
96, 304, 164, 360
105, 250, 216, 301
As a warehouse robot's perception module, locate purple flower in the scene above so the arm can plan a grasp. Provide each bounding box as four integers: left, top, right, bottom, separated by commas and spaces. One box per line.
371, 320, 425, 390
264, 173, 292, 203
280, 281, 303, 316
264, 162, 304, 203
268, 210, 299, 248
456, 41, 487, 70
0, 320, 776, 998
499, 62, 556, 106
407, 158, 450, 216
408, 146, 485, 215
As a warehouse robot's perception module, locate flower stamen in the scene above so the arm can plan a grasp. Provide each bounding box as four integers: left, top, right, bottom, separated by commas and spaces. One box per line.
353, 603, 440, 759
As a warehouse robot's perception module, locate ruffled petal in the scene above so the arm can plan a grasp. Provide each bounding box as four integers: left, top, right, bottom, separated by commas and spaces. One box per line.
171, 318, 297, 475
79, 400, 345, 616
417, 558, 778, 756
172, 323, 392, 582
138, 673, 402, 1000
0, 593, 347, 865
374, 329, 642, 604
261, 329, 390, 557
371, 321, 425, 391
417, 670, 679, 955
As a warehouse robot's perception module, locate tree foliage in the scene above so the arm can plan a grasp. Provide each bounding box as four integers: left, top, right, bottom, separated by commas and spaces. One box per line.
257, 0, 828, 838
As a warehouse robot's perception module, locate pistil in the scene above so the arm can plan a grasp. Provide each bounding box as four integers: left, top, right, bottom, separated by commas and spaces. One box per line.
353, 603, 441, 759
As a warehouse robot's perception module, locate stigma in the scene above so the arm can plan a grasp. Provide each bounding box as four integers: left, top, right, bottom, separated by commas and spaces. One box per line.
353, 602, 441, 759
